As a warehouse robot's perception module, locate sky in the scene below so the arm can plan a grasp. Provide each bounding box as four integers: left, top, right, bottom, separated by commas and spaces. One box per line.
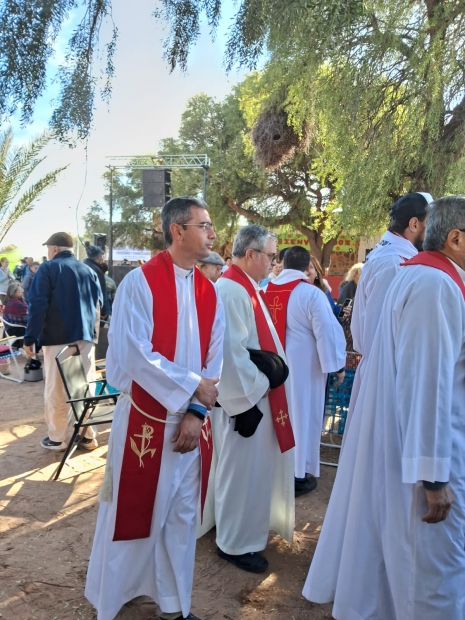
2, 0, 245, 260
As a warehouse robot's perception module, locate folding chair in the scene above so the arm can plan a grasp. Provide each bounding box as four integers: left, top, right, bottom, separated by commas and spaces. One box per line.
53, 344, 120, 480
0, 318, 26, 383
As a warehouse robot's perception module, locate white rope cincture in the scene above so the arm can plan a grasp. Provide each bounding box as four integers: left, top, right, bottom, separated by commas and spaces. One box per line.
121, 391, 182, 424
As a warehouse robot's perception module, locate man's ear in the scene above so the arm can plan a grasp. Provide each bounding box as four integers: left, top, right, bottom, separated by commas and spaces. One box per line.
446, 228, 462, 250
170, 223, 183, 243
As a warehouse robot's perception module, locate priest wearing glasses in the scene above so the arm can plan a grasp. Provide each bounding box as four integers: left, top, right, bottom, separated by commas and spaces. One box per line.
85, 196, 225, 620
202, 224, 295, 573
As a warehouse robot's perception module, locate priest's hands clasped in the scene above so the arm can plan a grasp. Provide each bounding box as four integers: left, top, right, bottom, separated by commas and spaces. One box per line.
193, 377, 220, 410
171, 413, 205, 454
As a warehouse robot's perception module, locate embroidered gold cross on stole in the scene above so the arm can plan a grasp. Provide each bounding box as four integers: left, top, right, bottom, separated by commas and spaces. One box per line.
130, 423, 157, 467
201, 420, 212, 448
269, 296, 283, 323
276, 410, 288, 426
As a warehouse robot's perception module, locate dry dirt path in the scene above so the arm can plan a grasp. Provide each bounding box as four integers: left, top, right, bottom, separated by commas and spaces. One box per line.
0, 359, 336, 620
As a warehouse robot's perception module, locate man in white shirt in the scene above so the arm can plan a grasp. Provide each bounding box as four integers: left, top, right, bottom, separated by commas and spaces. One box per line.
85, 196, 225, 620
346, 191, 433, 431
265, 246, 346, 495
303, 195, 465, 619
204, 225, 295, 573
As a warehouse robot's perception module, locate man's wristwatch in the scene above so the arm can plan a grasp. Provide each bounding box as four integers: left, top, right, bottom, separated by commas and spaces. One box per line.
187, 404, 207, 421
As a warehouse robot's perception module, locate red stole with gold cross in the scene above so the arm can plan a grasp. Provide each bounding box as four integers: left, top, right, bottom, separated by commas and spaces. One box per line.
402, 251, 465, 300
265, 278, 310, 348
113, 250, 216, 541
222, 265, 295, 453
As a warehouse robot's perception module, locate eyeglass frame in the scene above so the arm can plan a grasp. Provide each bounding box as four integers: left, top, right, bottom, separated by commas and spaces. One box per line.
181, 222, 215, 231
253, 249, 277, 262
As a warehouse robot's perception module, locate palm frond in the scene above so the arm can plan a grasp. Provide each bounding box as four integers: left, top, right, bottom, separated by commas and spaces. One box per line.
0, 127, 67, 242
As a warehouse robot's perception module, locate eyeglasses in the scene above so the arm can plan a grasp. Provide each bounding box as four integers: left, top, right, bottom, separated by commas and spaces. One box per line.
181, 222, 215, 231
254, 250, 277, 262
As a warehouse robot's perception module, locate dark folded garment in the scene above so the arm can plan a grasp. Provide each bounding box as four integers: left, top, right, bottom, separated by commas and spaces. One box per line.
231, 350, 289, 438
247, 348, 289, 389
234, 405, 263, 438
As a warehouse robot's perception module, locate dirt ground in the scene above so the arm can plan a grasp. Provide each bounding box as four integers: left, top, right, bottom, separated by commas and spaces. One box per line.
0, 358, 337, 620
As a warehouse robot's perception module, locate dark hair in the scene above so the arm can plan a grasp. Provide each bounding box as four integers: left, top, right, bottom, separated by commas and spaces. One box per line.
32, 261, 40, 267
388, 212, 427, 235
279, 248, 288, 262
283, 246, 311, 272
100, 261, 108, 274
310, 255, 328, 293
161, 196, 209, 246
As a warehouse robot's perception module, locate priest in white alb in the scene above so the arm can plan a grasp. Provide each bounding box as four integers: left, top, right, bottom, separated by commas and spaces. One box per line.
346, 191, 433, 432
85, 196, 225, 620
265, 246, 346, 496
202, 224, 295, 574
303, 195, 465, 619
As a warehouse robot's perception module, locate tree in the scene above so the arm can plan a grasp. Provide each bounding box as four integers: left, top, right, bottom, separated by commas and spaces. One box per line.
0, 0, 117, 143
83, 168, 165, 252
0, 127, 67, 243
161, 87, 343, 266
156, 0, 465, 221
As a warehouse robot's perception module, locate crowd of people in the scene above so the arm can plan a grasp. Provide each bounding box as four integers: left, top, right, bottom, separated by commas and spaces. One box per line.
4, 190, 464, 620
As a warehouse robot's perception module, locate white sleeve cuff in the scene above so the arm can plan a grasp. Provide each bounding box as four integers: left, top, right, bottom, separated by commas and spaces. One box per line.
402, 456, 451, 484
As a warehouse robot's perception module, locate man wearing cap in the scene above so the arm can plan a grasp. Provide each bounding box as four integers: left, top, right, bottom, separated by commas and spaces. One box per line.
84, 241, 109, 319
23, 232, 103, 451
303, 196, 465, 619
196, 251, 224, 283
345, 191, 433, 432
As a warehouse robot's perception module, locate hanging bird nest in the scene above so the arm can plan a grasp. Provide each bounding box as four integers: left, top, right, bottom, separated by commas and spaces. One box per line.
252, 110, 308, 170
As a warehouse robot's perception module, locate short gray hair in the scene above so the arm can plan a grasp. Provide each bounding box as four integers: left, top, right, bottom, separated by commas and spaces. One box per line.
424, 195, 465, 251
161, 196, 209, 246
57, 246, 73, 252
6, 280, 22, 299
232, 224, 276, 257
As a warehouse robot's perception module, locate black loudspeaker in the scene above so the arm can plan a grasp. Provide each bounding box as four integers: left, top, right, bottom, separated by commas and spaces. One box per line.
142, 169, 171, 209
93, 233, 107, 251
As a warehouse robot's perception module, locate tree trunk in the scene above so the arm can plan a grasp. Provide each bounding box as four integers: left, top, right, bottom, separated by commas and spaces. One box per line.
298, 227, 339, 269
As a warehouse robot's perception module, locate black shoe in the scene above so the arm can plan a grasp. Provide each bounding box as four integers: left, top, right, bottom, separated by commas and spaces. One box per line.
40, 437, 67, 452
217, 546, 268, 573
161, 614, 202, 620
295, 474, 318, 497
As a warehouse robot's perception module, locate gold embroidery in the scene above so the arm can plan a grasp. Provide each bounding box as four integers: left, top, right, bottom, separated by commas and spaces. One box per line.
130, 423, 157, 467
276, 410, 288, 427
201, 419, 212, 447
269, 296, 283, 323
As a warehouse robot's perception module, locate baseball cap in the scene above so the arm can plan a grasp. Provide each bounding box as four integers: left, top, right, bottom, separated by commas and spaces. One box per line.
389, 192, 434, 220
42, 232, 74, 247
198, 252, 225, 266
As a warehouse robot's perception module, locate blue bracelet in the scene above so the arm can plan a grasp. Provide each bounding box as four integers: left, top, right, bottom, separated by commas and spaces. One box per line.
187, 403, 207, 420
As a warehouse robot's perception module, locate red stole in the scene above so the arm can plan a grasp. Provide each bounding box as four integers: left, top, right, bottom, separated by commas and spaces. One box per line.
265, 278, 310, 348
113, 250, 216, 541
222, 265, 295, 453
402, 251, 465, 300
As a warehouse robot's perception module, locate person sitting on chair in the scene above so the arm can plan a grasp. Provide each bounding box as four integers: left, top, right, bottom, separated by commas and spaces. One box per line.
2, 281, 28, 349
